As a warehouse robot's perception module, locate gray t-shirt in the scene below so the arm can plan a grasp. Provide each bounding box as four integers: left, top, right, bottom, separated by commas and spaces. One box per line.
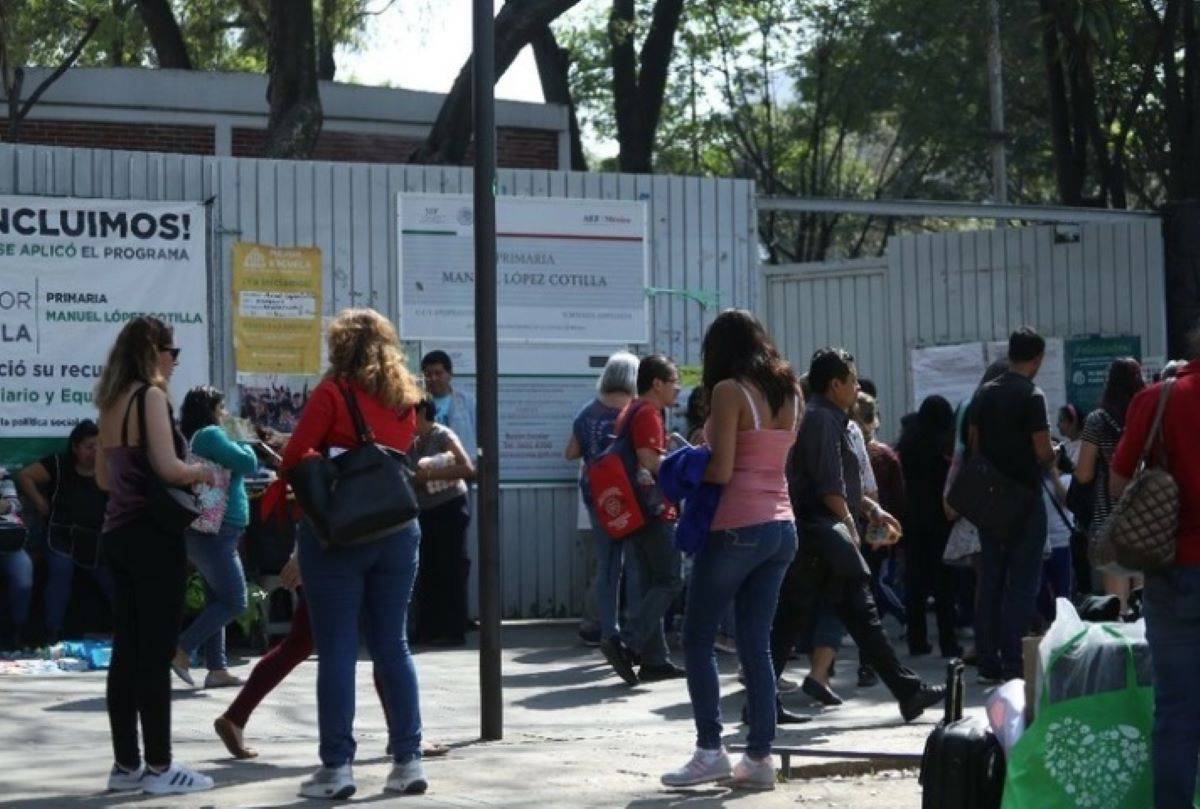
411, 423, 469, 510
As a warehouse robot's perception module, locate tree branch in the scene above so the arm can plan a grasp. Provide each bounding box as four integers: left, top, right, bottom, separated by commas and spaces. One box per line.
136, 0, 193, 69
11, 16, 101, 139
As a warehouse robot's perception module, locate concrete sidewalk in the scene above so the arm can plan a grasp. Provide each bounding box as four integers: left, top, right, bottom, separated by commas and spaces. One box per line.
0, 625, 987, 807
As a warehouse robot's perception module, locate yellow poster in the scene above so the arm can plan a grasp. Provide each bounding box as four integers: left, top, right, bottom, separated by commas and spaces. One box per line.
232, 242, 322, 375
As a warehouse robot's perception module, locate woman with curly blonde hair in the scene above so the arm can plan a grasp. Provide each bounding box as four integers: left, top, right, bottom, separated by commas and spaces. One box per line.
277, 308, 428, 799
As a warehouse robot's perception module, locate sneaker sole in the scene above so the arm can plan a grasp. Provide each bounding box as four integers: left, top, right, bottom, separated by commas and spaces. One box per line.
143, 783, 215, 795
720, 778, 776, 791
600, 644, 639, 686
170, 664, 194, 687
385, 779, 429, 795
662, 771, 732, 788
300, 784, 356, 800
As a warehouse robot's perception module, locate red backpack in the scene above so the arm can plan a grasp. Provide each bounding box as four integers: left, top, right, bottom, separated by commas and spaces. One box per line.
587, 403, 650, 539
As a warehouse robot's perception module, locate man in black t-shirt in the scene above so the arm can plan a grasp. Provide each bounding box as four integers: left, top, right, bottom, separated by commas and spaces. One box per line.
969, 327, 1056, 682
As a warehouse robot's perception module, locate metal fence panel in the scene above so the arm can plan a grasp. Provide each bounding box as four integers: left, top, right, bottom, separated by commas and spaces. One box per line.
0, 143, 757, 619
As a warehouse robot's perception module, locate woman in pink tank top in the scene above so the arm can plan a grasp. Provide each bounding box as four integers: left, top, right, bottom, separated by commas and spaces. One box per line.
662, 310, 801, 791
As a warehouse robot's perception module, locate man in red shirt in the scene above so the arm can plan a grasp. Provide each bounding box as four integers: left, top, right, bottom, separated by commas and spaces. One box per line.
1111, 325, 1200, 809
599, 354, 685, 685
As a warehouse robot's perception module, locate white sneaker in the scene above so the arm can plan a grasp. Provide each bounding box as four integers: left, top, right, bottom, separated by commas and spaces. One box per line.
385, 759, 429, 795
139, 763, 215, 795
299, 764, 355, 800
106, 763, 144, 792
661, 747, 733, 787
721, 754, 776, 791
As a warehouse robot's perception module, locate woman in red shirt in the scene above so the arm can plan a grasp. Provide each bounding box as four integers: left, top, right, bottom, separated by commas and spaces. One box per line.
282, 309, 427, 800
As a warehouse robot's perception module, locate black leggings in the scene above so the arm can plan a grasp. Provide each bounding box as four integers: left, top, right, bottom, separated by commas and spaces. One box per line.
104, 517, 187, 769
414, 496, 471, 643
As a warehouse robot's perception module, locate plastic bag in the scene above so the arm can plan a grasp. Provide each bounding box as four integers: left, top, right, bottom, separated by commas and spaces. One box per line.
985, 678, 1026, 753
1035, 598, 1151, 711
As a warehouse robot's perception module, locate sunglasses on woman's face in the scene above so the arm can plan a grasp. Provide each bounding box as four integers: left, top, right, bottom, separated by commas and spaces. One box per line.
159, 346, 181, 361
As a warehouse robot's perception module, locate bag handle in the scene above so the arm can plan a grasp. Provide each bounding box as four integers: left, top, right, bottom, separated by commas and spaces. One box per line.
337, 380, 375, 446
1138, 379, 1175, 470
1041, 625, 1139, 709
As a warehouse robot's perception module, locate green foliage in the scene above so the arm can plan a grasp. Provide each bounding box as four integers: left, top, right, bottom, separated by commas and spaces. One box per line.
185, 572, 267, 638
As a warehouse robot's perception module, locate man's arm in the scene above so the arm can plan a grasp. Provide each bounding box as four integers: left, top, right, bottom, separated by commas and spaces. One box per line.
1032, 430, 1055, 467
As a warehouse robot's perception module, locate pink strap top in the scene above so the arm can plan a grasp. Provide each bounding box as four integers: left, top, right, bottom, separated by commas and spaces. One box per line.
705, 383, 798, 531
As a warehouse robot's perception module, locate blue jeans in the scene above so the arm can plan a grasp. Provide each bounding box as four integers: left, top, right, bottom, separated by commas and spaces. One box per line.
177, 524, 248, 671
683, 521, 797, 758
1036, 546, 1073, 624
1144, 568, 1200, 808
591, 511, 642, 642
976, 505, 1047, 678
625, 521, 682, 666
44, 549, 115, 636
0, 549, 33, 630
297, 519, 422, 767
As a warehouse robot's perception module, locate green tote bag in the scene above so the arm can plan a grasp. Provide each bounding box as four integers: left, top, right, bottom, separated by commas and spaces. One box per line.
1003, 626, 1152, 809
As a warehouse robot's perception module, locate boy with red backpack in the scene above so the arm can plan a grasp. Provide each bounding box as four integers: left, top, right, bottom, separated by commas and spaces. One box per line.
596, 354, 686, 685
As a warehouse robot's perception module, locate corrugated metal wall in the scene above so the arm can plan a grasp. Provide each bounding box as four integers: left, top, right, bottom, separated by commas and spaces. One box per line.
766, 222, 1167, 440
0, 144, 758, 618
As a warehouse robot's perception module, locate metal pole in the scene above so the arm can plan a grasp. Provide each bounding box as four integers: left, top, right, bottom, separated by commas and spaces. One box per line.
472, 0, 503, 741
986, 0, 1008, 205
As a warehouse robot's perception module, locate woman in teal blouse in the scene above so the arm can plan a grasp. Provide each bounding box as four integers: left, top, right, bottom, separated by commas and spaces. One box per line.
172, 386, 257, 689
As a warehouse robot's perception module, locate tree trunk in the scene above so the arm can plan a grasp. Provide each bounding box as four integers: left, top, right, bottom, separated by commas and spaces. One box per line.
263, 0, 323, 158
409, 0, 583, 165
1039, 0, 1082, 204
530, 24, 586, 170
318, 0, 337, 81
610, 0, 685, 174
136, 0, 193, 69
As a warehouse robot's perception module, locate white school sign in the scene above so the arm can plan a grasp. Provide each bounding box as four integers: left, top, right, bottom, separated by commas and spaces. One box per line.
397, 193, 649, 344
0, 197, 209, 435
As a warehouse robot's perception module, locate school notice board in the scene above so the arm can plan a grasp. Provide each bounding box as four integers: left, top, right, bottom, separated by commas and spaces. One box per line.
0, 197, 208, 444
452, 374, 598, 484
909, 337, 1067, 423
397, 193, 649, 344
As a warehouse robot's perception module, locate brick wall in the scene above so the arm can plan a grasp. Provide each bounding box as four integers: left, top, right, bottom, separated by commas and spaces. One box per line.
233, 126, 560, 169
3, 119, 215, 155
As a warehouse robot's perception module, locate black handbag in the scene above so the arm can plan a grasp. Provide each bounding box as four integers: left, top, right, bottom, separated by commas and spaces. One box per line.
130, 385, 200, 536
289, 382, 419, 550
945, 452, 1037, 535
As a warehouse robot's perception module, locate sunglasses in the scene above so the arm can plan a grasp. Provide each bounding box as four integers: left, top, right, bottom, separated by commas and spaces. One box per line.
159, 346, 181, 361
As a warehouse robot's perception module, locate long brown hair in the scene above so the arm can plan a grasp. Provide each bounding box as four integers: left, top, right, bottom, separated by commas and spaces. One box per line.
325, 308, 421, 409
701, 309, 797, 415
93, 316, 174, 410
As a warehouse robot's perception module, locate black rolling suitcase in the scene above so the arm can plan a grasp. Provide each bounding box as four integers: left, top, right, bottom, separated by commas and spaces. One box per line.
919, 660, 1006, 808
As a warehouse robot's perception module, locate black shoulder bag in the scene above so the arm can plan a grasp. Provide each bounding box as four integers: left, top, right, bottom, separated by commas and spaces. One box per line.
133, 385, 201, 536
289, 383, 419, 550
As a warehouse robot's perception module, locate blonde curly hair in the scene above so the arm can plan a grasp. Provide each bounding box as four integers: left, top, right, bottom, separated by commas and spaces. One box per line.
325, 308, 422, 409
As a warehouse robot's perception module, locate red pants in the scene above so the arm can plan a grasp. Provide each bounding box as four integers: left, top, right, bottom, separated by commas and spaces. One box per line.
223, 595, 392, 729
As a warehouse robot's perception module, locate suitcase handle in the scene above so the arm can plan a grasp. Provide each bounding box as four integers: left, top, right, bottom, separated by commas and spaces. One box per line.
944, 659, 965, 723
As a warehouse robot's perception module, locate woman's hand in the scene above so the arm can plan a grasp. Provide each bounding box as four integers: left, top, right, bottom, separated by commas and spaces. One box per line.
412, 467, 430, 485
189, 464, 216, 486
280, 555, 302, 590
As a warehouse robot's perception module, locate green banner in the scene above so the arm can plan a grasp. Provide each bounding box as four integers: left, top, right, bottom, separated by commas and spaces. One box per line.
1065, 335, 1142, 416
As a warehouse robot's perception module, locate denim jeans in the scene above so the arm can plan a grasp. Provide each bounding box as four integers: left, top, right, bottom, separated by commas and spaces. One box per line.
1036, 546, 1074, 624
44, 549, 115, 636
297, 519, 423, 767
684, 521, 797, 758
624, 521, 682, 666
1144, 568, 1200, 808
177, 523, 248, 671
0, 549, 33, 629
976, 505, 1047, 678
592, 511, 643, 643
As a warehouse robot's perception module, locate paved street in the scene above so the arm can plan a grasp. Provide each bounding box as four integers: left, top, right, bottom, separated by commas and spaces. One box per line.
0, 624, 986, 807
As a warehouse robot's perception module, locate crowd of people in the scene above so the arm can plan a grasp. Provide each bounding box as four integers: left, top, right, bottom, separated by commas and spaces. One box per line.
0, 303, 1197, 803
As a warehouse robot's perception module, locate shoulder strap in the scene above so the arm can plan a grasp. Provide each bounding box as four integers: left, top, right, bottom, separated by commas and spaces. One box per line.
337, 381, 375, 445
737, 383, 762, 430
613, 400, 649, 445
1139, 379, 1175, 469
1041, 476, 1077, 533
128, 385, 151, 448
